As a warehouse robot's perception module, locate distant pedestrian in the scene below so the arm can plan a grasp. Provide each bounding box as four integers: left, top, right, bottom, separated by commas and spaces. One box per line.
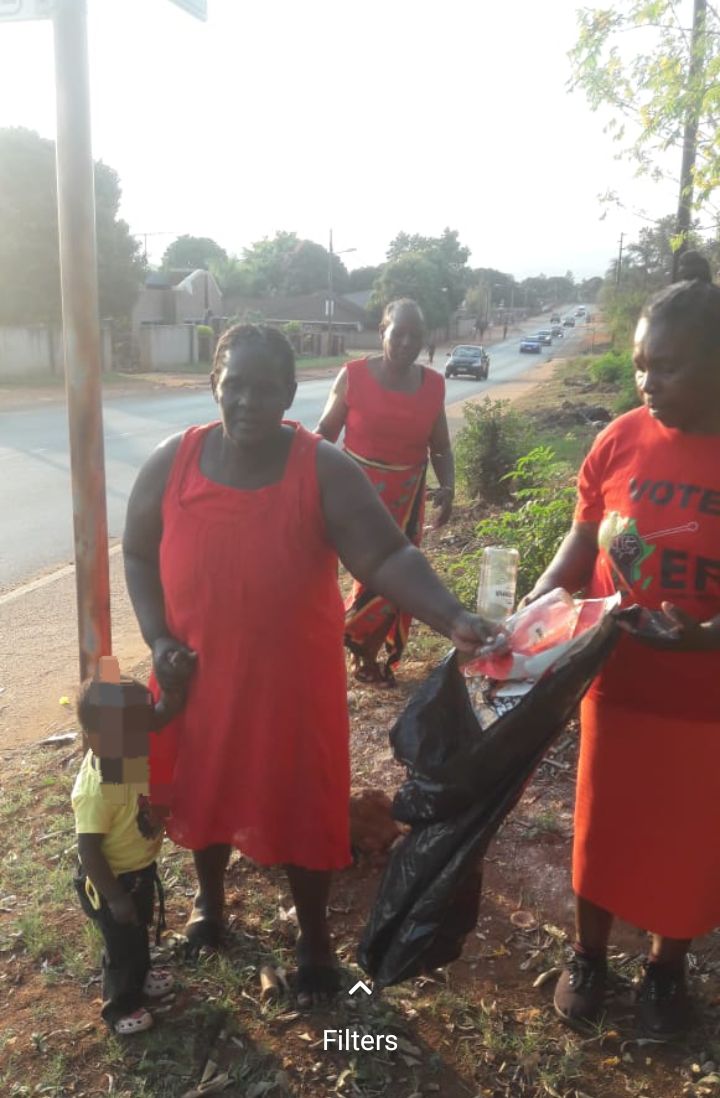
316, 300, 456, 684
676, 250, 712, 284
502, 323, 508, 340
427, 341, 436, 366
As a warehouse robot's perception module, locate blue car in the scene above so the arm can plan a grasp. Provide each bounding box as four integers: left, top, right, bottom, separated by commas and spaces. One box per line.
520, 336, 542, 353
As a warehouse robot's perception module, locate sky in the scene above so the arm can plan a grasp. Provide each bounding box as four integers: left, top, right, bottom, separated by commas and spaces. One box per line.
0, 0, 684, 280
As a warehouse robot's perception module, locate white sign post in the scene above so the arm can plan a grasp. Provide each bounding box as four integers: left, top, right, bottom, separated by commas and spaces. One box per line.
0, 0, 55, 20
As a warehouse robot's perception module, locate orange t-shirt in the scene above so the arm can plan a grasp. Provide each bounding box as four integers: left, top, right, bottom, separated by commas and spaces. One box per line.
575, 406, 720, 719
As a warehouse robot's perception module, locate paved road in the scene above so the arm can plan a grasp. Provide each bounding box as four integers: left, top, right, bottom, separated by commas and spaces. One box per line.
0, 318, 587, 593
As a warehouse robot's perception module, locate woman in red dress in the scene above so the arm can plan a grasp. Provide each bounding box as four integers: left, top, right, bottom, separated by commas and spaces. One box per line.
317, 299, 454, 684
525, 281, 720, 1037
123, 325, 500, 1006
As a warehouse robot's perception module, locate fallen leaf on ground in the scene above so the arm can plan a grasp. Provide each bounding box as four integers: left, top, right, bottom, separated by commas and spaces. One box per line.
532, 967, 561, 988
510, 910, 538, 931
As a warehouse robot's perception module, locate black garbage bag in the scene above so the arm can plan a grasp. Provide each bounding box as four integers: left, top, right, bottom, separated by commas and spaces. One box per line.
358, 608, 619, 989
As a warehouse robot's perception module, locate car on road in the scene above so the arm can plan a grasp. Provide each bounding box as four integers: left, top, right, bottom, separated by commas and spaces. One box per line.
563, 316, 576, 327
520, 335, 543, 353
445, 344, 490, 380
550, 313, 561, 324
535, 330, 553, 345
550, 324, 564, 338
575, 306, 586, 316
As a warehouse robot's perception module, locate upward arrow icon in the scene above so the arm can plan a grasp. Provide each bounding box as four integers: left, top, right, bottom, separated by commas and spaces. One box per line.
348, 980, 372, 996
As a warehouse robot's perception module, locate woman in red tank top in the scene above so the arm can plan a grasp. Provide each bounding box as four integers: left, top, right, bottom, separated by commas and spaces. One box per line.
317, 300, 454, 684
123, 325, 501, 1008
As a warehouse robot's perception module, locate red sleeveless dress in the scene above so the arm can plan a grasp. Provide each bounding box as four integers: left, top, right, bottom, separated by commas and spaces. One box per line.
342, 358, 445, 670
149, 422, 351, 870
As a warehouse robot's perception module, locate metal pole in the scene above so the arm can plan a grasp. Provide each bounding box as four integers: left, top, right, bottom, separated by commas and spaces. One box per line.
616, 232, 625, 288
53, 0, 111, 681
327, 228, 333, 356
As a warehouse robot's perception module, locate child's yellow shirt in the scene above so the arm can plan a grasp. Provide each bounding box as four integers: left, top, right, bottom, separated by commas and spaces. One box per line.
72, 750, 163, 876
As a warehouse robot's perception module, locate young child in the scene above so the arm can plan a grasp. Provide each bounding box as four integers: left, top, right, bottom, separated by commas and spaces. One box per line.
72, 654, 194, 1035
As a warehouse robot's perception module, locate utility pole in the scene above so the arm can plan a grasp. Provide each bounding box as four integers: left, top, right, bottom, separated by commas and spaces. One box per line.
326, 232, 356, 357
327, 228, 334, 357
616, 232, 625, 288
54, 0, 111, 680
672, 0, 707, 280
137, 230, 179, 264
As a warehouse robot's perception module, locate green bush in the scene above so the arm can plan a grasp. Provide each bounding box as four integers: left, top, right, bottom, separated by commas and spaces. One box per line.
589, 350, 630, 385
589, 349, 641, 415
446, 446, 576, 608
195, 324, 214, 339
454, 398, 528, 503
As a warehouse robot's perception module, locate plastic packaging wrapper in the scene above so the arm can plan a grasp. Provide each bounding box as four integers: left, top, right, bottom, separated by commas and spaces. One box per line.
358, 594, 620, 990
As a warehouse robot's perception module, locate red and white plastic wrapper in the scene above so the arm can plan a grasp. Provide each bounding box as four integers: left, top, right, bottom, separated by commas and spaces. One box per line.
465, 588, 621, 683
464, 588, 621, 720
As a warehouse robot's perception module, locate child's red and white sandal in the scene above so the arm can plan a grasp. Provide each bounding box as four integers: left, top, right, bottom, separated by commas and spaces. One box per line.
143, 969, 175, 998
114, 1008, 153, 1035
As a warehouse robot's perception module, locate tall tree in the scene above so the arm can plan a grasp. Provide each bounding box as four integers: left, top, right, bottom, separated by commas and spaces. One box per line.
208, 255, 253, 296
239, 231, 349, 296
162, 235, 227, 271
370, 254, 453, 330
569, 0, 718, 261
471, 268, 518, 313
387, 229, 471, 312
0, 127, 144, 325
347, 265, 385, 291
578, 276, 604, 303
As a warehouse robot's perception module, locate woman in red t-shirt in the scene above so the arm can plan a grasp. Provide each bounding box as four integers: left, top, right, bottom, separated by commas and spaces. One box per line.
525, 281, 720, 1037
317, 300, 454, 684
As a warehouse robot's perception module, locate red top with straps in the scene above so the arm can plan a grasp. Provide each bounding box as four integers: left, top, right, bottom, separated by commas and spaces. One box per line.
149, 421, 351, 869
343, 357, 445, 466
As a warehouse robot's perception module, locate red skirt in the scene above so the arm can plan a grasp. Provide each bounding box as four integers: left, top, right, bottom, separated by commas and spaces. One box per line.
343, 451, 427, 670
574, 696, 720, 939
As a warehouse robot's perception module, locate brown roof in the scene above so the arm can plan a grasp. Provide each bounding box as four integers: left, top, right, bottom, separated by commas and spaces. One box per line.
223, 291, 368, 326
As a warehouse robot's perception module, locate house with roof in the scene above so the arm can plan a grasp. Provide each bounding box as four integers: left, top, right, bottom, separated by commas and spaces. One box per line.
223, 289, 376, 352
131, 268, 223, 337
131, 268, 224, 370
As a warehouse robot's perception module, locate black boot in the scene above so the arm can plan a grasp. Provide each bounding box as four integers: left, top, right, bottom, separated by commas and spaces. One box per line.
554, 948, 608, 1028
636, 960, 691, 1038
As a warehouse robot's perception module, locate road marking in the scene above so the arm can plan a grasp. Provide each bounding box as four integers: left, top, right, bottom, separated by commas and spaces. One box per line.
0, 543, 123, 607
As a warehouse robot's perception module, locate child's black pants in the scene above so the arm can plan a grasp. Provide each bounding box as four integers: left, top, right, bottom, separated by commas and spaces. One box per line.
74, 862, 156, 1024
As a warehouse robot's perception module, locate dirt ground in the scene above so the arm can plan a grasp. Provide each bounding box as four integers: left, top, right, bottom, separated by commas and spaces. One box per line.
3, 335, 719, 1097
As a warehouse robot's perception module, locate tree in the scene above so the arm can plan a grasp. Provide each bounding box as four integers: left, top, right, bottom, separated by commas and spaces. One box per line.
599, 213, 712, 346
370, 253, 454, 330
387, 229, 471, 313
348, 265, 385, 291
464, 284, 490, 323
471, 268, 518, 315
569, 1, 720, 258
578, 276, 604, 303
237, 231, 349, 296
208, 255, 253, 296
0, 127, 145, 325
162, 235, 227, 271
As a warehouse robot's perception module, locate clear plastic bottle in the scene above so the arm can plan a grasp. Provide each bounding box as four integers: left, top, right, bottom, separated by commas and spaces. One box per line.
476, 546, 519, 622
